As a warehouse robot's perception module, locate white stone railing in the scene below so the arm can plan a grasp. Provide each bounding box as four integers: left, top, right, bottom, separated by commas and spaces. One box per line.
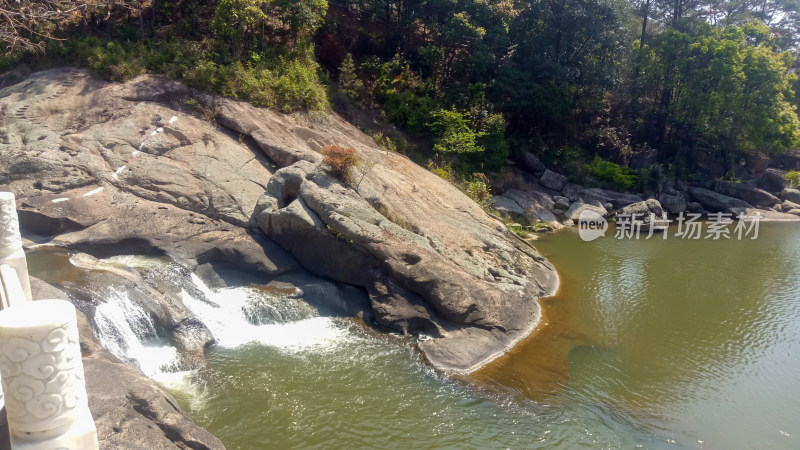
0, 192, 98, 450
0, 192, 32, 305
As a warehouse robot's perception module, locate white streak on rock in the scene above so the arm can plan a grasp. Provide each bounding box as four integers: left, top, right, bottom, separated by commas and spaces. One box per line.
83, 187, 104, 197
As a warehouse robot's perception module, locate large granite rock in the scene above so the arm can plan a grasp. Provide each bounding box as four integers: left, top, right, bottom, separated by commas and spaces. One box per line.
618, 199, 665, 218
491, 195, 526, 217
563, 201, 607, 224
250, 156, 558, 373
712, 180, 780, 207
727, 207, 800, 222
658, 192, 687, 215
688, 187, 752, 213
0, 68, 558, 374
780, 200, 800, 212
756, 168, 789, 193
538, 169, 568, 191
520, 152, 546, 174
781, 188, 800, 204
575, 188, 643, 210
501, 188, 560, 225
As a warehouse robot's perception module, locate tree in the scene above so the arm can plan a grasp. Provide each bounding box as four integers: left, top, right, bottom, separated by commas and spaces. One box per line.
638, 21, 800, 156
429, 109, 482, 154
274, 0, 328, 44
211, 0, 269, 58
0, 0, 89, 54
338, 53, 365, 101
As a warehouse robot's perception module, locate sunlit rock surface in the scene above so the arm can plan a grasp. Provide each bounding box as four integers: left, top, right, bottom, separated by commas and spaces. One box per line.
0, 68, 558, 375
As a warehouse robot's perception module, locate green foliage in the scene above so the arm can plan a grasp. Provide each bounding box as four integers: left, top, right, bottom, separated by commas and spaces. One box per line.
87, 41, 144, 81
429, 109, 482, 154
462, 174, 492, 208
274, 0, 328, 41
586, 155, 637, 190
785, 170, 800, 188
473, 113, 510, 171
639, 21, 800, 155
338, 53, 365, 102
47, 37, 328, 114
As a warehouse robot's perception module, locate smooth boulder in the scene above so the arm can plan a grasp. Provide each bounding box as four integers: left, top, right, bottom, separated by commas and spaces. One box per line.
756, 168, 788, 193
781, 188, 800, 204
658, 192, 687, 215
688, 187, 752, 213
539, 169, 568, 191
712, 180, 780, 207
521, 152, 546, 174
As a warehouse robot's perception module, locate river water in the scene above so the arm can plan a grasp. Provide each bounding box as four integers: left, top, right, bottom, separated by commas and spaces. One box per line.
28, 224, 800, 449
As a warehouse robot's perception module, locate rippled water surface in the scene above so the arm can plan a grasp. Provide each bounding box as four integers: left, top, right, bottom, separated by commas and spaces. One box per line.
29, 224, 800, 448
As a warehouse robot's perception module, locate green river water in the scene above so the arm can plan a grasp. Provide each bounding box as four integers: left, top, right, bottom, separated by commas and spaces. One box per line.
161, 223, 800, 449
28, 224, 800, 449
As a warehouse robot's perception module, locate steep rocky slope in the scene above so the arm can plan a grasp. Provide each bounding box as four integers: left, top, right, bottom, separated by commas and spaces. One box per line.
0, 68, 558, 375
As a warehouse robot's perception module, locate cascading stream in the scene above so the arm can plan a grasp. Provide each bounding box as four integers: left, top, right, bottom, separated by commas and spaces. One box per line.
90, 257, 356, 387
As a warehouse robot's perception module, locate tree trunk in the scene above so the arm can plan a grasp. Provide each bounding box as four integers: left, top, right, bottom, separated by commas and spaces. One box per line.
640, 0, 650, 49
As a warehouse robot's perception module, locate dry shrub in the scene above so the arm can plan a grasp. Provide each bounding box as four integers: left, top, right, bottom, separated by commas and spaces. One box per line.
321, 145, 360, 183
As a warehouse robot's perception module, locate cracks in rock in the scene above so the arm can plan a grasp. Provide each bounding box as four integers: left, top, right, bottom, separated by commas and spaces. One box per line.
127, 393, 215, 450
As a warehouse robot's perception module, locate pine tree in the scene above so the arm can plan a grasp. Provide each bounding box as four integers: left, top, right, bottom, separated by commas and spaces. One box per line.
339, 53, 364, 103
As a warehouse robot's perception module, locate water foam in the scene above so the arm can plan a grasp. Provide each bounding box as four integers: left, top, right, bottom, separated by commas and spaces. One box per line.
181, 273, 351, 353
92, 287, 185, 381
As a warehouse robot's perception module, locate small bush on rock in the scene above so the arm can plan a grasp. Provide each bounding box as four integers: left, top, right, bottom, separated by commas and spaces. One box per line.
785, 170, 800, 188
321, 145, 360, 184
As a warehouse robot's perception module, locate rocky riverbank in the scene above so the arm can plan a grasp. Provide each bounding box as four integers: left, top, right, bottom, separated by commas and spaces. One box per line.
0, 69, 557, 383
492, 153, 800, 229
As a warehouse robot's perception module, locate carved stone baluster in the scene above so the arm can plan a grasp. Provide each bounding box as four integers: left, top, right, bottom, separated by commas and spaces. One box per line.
0, 299, 99, 450
0, 192, 32, 304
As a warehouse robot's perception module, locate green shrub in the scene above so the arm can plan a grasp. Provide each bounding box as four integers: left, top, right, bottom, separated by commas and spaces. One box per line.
429, 109, 482, 154
463, 173, 492, 207
786, 170, 800, 188
45, 37, 328, 114
586, 155, 636, 190
471, 113, 509, 172
87, 41, 143, 81
270, 57, 329, 112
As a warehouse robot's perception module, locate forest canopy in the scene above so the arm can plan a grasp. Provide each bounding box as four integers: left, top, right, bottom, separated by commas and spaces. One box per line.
1, 0, 799, 184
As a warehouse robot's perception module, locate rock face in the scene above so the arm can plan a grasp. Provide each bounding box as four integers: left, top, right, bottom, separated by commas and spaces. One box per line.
688, 187, 752, 212
521, 152, 546, 174
0, 68, 558, 375
241, 134, 558, 373
563, 201, 607, 224
712, 180, 780, 207
658, 192, 687, 215
756, 168, 788, 193
575, 188, 644, 210
539, 169, 568, 191
781, 188, 800, 204
28, 277, 225, 450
